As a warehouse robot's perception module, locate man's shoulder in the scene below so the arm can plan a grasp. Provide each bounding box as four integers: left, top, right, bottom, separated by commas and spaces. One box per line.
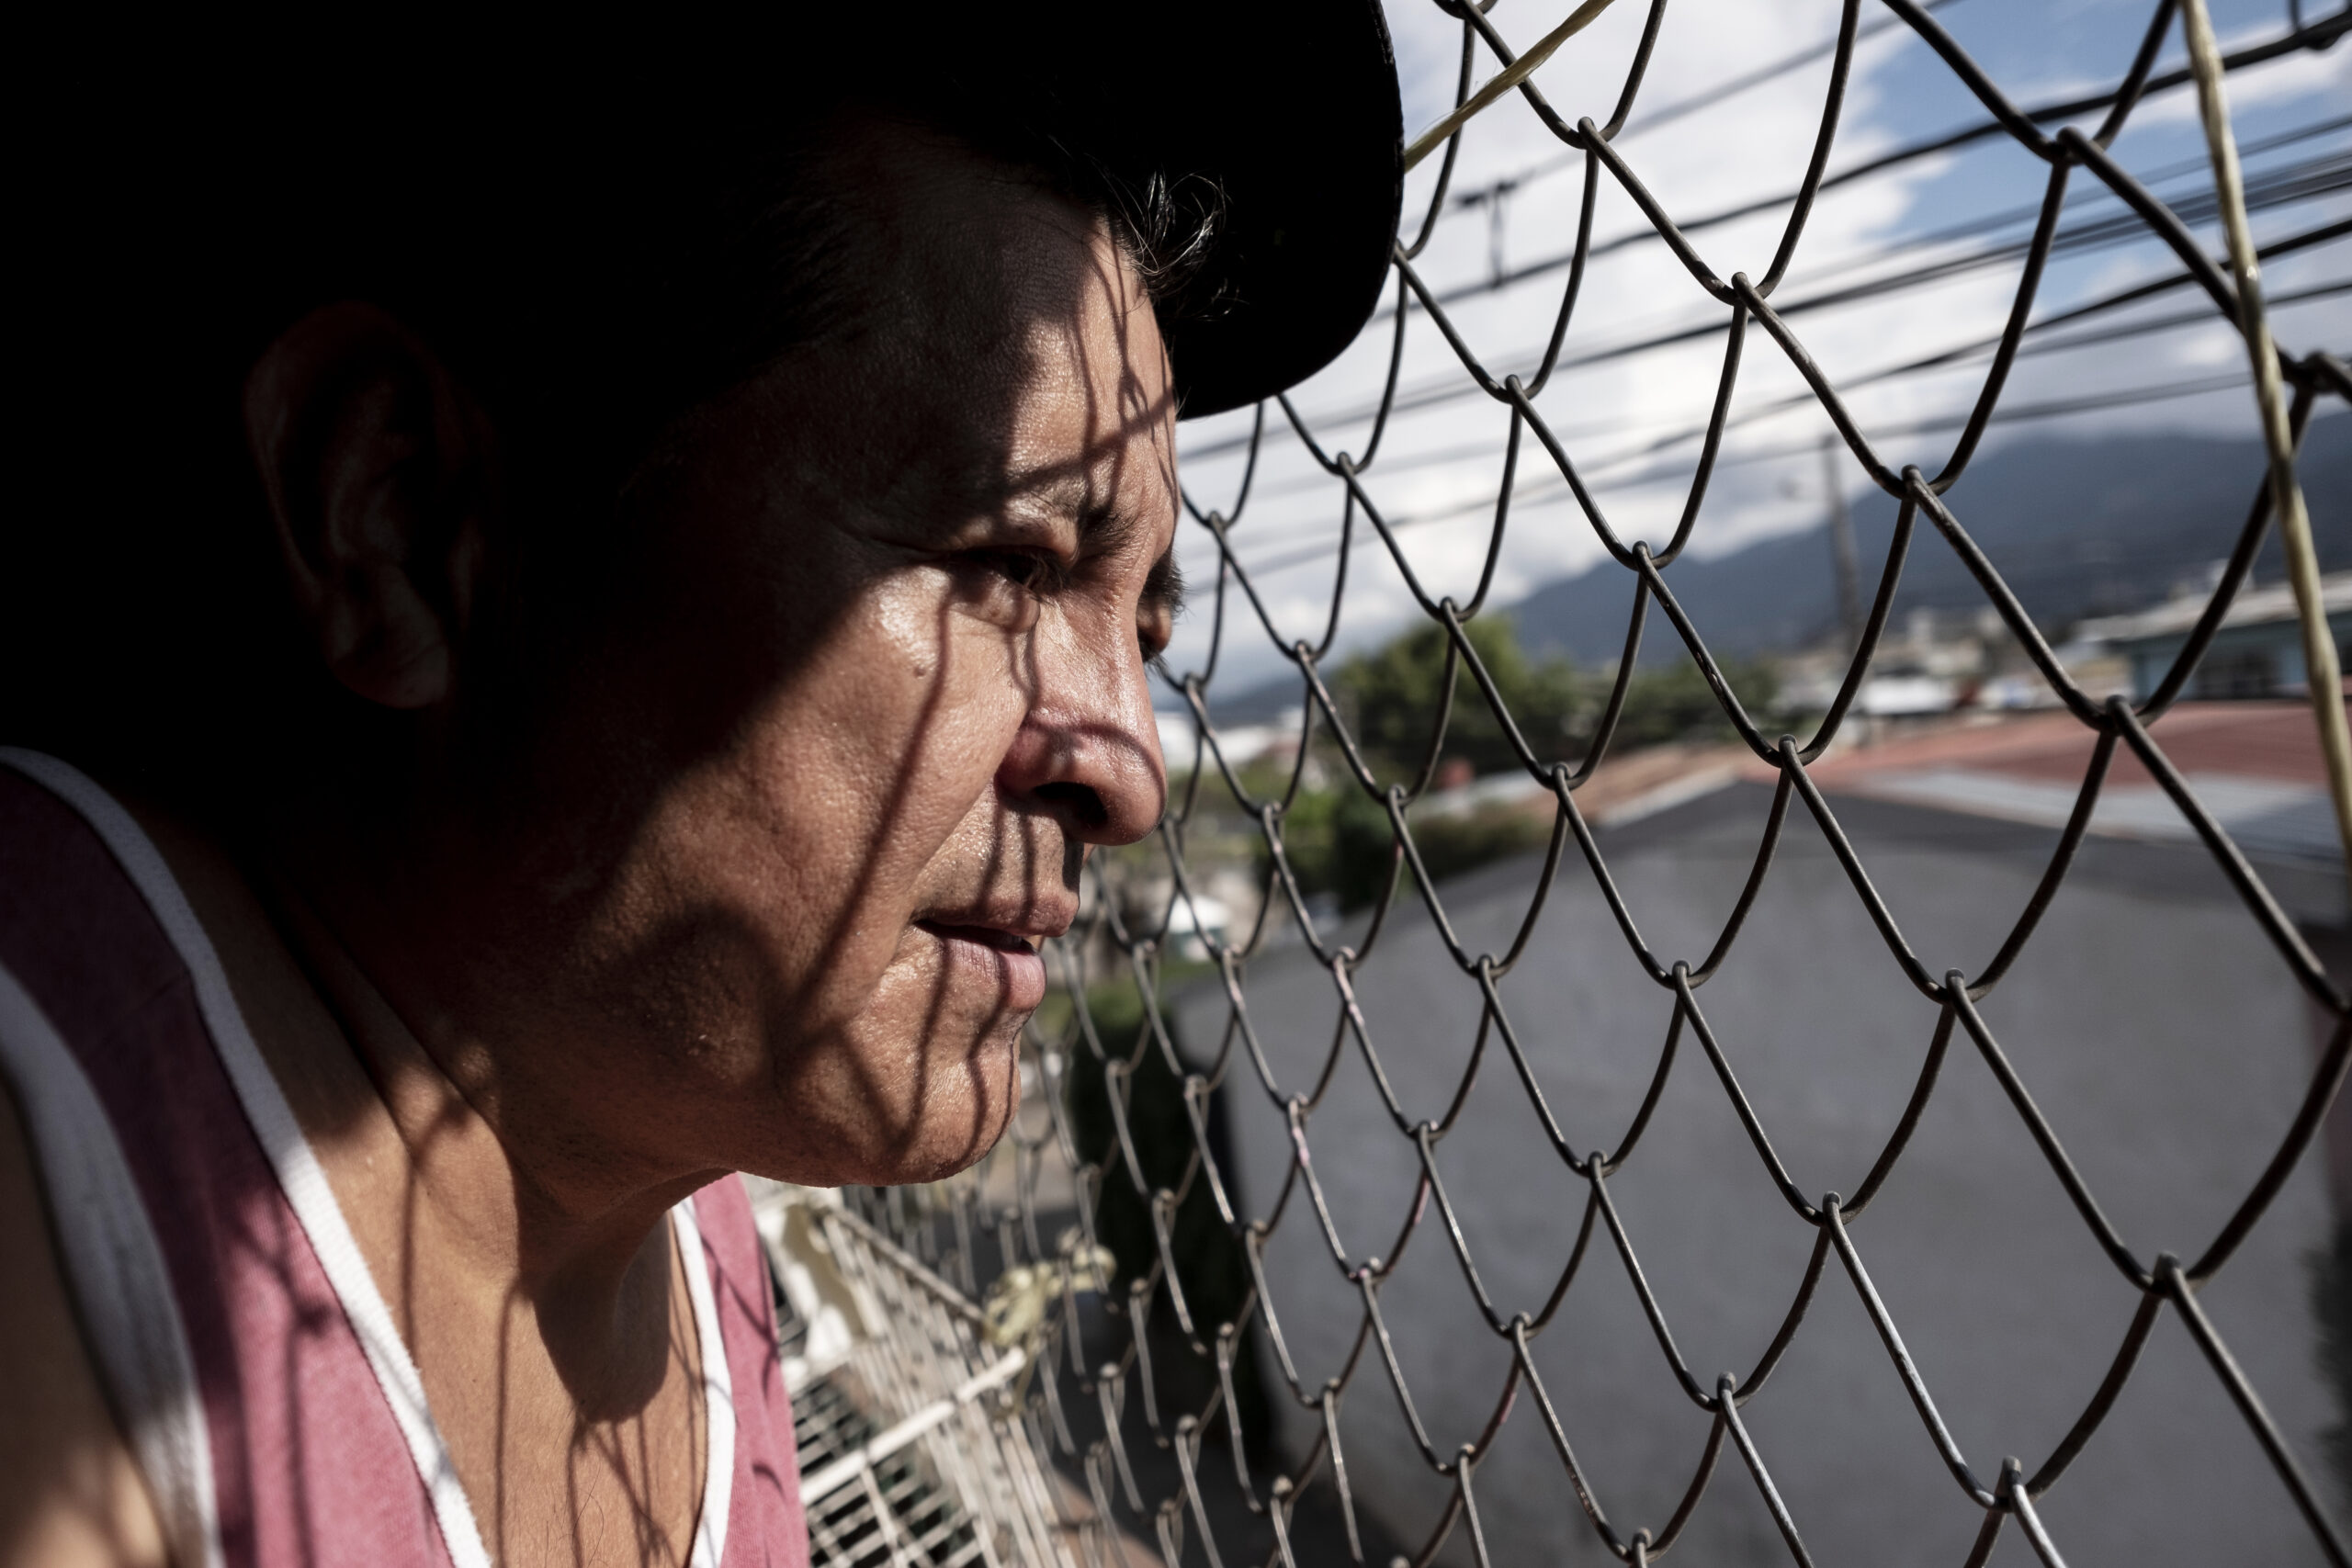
0, 757, 190, 1051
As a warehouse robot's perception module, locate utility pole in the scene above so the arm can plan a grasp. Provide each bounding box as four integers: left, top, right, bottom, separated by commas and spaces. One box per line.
1822, 434, 1863, 653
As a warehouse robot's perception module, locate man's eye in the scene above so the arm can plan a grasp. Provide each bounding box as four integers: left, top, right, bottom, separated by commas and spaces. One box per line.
972, 550, 1054, 593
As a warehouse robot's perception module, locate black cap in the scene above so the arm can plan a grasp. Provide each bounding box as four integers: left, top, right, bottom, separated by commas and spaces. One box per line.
1108, 4, 1405, 418
28, 10, 1403, 444
888, 2, 1404, 420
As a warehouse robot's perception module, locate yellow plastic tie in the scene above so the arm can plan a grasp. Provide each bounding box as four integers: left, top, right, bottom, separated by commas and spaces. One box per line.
1403, 0, 1623, 174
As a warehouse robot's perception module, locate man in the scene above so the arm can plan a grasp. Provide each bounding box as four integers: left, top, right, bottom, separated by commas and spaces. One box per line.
0, 11, 1399, 1568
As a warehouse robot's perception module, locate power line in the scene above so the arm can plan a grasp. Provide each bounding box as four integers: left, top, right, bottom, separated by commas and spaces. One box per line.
1444, 0, 1974, 212
1231, 275, 2352, 510
1183, 193, 2352, 468
1430, 3, 2350, 262
1230, 369, 2288, 582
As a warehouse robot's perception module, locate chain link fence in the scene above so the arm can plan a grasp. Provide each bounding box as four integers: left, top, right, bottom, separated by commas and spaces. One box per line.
780, 2, 2352, 1563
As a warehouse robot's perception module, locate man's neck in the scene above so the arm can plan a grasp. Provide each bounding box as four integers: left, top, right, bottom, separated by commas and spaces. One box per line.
277, 874, 696, 1381
128, 789, 705, 1411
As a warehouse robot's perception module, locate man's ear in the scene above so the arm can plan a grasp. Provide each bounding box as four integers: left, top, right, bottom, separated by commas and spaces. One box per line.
244, 302, 492, 710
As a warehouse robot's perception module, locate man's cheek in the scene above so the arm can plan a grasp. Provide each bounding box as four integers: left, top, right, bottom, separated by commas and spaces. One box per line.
829, 604, 1024, 798
895, 668, 1031, 839
842, 941, 1006, 1070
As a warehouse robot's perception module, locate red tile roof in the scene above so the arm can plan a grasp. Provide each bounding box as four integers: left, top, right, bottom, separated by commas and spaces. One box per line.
1788, 700, 2346, 791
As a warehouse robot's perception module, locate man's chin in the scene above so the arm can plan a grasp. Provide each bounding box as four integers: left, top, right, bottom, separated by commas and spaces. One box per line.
750, 1032, 1023, 1187
893, 1051, 1023, 1184
834, 1108, 1017, 1187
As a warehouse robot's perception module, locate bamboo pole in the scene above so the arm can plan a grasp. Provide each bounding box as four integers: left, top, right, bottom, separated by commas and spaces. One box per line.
2179, 0, 2352, 898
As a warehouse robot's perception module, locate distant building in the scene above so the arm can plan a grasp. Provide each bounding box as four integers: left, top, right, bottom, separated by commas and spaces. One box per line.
1158, 705, 1317, 779
2076, 570, 2352, 702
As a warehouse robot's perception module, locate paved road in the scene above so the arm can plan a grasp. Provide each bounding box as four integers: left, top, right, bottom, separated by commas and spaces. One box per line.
1176, 783, 2346, 1566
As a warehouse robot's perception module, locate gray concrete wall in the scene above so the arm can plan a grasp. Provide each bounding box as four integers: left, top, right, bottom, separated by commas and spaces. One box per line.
1176, 784, 2346, 1566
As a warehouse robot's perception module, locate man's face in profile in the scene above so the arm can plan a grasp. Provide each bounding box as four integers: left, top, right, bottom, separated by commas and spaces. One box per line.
482, 123, 1179, 1189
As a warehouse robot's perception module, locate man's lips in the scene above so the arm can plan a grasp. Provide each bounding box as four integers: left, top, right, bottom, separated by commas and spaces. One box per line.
914, 919, 1051, 1010
914, 919, 1039, 954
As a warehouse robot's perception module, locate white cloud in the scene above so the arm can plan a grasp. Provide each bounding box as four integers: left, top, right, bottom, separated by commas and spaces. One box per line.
1165, 0, 2352, 700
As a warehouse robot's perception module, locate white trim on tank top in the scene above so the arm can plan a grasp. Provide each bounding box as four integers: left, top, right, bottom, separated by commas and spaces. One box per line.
0, 957, 224, 1568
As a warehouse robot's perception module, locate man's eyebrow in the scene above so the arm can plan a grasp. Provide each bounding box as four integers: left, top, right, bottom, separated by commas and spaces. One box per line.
1007, 465, 1154, 549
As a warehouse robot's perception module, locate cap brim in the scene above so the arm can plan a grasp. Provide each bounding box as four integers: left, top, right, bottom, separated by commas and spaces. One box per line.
978, 1, 1404, 421
1139, 2, 1405, 419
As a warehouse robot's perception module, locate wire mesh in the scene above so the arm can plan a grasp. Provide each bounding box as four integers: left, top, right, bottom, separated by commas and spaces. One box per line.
814, 3, 2352, 1564
759, 1180, 1117, 1568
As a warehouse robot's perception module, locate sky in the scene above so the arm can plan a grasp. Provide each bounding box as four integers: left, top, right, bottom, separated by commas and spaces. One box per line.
1159, 0, 2352, 704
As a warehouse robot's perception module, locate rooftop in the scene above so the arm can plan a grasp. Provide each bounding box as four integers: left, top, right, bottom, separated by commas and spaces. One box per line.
2075, 569, 2352, 645
1777, 700, 2348, 874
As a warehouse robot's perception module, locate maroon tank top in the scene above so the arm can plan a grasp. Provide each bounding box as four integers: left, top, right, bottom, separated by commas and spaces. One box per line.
0, 750, 809, 1568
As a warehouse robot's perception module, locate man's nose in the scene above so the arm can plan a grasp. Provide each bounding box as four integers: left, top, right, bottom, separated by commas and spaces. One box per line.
997, 614, 1166, 848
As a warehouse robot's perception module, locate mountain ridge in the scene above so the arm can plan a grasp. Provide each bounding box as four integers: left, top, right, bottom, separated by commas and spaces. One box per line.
1190, 415, 2352, 723
1514, 413, 2352, 667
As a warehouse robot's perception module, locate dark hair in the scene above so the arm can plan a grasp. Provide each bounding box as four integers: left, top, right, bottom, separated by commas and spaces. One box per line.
6, 23, 1220, 821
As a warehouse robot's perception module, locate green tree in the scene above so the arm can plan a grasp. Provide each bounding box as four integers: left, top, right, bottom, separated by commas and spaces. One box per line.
1610, 652, 1781, 750
1329, 613, 1583, 782
1249, 618, 1787, 916
1260, 780, 1400, 912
